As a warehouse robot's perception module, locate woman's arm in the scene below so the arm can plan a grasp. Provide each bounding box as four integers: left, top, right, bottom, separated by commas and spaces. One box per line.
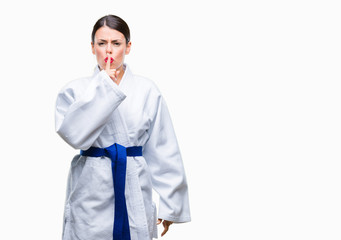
55, 69, 125, 150
143, 94, 191, 224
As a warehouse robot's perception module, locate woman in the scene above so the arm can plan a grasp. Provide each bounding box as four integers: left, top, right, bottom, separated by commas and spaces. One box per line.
55, 15, 191, 240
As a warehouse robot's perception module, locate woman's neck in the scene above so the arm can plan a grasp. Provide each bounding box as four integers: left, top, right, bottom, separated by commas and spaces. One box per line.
115, 64, 125, 85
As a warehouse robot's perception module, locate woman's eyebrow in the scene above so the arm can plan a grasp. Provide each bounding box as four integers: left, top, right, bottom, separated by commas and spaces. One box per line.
98, 39, 122, 42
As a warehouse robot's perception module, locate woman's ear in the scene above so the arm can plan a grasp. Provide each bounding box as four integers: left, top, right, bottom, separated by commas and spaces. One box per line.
91, 42, 95, 55
125, 41, 132, 55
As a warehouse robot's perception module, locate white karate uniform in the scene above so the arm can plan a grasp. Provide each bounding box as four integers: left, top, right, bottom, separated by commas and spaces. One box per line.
55, 64, 191, 240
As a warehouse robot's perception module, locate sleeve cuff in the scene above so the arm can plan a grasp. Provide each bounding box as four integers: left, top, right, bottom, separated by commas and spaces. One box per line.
157, 213, 191, 223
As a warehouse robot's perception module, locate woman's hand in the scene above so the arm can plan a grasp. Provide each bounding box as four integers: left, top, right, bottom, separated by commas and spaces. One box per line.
157, 218, 173, 237
105, 53, 120, 84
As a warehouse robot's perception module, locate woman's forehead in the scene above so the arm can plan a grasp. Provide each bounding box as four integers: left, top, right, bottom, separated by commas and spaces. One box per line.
95, 26, 125, 40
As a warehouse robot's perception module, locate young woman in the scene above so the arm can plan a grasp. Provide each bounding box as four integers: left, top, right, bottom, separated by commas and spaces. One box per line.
55, 15, 191, 240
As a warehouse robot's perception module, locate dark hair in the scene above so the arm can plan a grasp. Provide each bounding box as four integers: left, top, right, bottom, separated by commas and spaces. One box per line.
91, 15, 130, 44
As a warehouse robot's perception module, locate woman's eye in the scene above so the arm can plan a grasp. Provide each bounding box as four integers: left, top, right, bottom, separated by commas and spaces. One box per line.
114, 42, 121, 46
98, 43, 105, 46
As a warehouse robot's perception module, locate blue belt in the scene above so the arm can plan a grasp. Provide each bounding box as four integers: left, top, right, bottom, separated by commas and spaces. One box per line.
80, 143, 142, 240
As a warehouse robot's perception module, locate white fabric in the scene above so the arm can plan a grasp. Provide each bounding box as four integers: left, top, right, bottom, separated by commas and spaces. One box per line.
55, 64, 191, 240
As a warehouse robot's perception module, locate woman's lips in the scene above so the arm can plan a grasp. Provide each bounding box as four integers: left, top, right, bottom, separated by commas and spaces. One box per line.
104, 57, 114, 63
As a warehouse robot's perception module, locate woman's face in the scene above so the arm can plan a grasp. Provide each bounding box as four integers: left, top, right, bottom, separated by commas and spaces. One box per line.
91, 26, 131, 71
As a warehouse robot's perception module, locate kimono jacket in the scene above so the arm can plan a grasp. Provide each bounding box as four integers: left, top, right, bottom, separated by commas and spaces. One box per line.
55, 64, 191, 240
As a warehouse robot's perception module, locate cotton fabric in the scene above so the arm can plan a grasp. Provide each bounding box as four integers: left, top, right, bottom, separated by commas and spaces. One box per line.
55, 64, 191, 240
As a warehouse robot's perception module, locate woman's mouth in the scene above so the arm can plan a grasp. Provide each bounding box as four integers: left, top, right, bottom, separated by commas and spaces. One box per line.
104, 57, 114, 63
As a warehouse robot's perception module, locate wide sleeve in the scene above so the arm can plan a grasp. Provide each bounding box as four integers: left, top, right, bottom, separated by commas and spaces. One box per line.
143, 94, 191, 223
55, 70, 126, 150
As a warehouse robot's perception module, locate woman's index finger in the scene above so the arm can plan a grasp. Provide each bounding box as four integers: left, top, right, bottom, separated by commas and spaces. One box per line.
106, 53, 111, 70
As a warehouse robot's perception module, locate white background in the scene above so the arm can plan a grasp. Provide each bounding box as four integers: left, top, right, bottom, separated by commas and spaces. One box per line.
0, 0, 340, 239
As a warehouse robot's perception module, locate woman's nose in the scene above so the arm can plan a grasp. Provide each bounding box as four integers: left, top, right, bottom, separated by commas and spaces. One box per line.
106, 44, 112, 54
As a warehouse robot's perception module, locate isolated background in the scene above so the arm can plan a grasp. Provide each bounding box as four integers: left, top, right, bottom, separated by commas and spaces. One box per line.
0, 0, 340, 239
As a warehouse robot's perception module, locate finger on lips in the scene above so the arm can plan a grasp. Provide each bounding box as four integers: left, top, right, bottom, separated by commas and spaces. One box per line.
105, 54, 111, 70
